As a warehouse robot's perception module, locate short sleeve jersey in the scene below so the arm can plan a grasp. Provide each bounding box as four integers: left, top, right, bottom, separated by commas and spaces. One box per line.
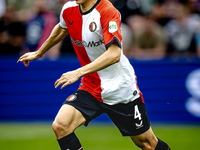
60, 0, 140, 105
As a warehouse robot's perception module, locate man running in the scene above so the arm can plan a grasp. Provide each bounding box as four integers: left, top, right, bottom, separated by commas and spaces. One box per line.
17, 0, 170, 150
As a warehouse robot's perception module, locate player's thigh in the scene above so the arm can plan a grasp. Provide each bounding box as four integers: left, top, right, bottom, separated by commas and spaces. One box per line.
130, 127, 158, 149
53, 104, 86, 131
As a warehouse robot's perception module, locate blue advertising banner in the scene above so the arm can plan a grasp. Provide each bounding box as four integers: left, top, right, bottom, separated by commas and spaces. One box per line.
0, 56, 200, 123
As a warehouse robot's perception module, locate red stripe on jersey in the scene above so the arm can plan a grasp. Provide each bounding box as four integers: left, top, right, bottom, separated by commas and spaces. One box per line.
79, 74, 103, 102
62, 6, 90, 66
140, 92, 145, 103
96, 0, 122, 48
62, 5, 103, 102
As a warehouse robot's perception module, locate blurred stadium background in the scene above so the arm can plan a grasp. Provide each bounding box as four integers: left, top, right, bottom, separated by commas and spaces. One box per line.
0, 0, 200, 150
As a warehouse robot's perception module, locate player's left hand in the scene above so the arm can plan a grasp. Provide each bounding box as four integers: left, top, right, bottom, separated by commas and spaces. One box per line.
55, 69, 82, 89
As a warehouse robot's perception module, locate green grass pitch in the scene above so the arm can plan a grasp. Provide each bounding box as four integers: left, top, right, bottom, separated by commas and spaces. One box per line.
0, 123, 199, 150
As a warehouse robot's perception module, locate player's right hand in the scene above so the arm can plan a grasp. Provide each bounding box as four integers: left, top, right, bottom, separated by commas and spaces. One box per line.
17, 51, 41, 67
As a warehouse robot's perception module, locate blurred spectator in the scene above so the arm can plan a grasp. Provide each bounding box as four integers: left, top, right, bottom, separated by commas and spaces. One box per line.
121, 23, 133, 56
164, 2, 200, 57
1, 0, 200, 60
112, 0, 151, 23
110, 0, 167, 60
5, 0, 34, 23
23, 0, 60, 60
181, 0, 200, 14
0, 0, 6, 18
6, 0, 33, 10
151, 0, 172, 26
125, 15, 167, 60
196, 31, 200, 58
0, 5, 25, 54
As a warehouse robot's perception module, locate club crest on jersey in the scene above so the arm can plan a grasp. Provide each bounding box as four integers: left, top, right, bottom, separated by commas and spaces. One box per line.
89, 22, 97, 32
66, 94, 77, 101
109, 21, 118, 33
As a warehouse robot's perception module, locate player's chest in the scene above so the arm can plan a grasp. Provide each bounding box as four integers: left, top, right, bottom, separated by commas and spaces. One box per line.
67, 10, 103, 41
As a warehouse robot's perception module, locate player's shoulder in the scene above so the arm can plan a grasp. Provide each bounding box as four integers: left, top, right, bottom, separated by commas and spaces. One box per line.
62, 1, 78, 11
96, 0, 120, 15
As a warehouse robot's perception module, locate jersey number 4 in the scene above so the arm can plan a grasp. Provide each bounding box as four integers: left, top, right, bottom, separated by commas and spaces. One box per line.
134, 105, 142, 120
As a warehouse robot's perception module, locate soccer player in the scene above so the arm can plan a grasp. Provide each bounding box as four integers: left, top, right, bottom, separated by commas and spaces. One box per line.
17, 0, 171, 150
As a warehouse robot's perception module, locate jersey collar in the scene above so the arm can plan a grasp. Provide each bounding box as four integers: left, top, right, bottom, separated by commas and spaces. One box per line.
79, 0, 101, 15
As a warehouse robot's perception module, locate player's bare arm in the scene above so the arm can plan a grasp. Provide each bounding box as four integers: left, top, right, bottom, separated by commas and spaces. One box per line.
55, 44, 121, 89
17, 24, 68, 67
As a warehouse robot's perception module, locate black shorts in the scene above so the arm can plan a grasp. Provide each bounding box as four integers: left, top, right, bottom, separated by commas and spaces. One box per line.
64, 90, 150, 136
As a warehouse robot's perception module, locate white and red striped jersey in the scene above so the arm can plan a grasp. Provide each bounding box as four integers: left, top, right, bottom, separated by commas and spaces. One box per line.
60, 0, 140, 105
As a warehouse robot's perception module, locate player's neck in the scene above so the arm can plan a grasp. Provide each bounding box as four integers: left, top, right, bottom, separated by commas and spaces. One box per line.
80, 0, 98, 13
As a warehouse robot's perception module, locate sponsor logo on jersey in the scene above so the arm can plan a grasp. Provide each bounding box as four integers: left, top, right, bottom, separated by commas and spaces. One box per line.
83, 39, 104, 47
109, 21, 118, 33
66, 94, 77, 101
71, 38, 104, 48
68, 19, 73, 25
89, 22, 97, 32
71, 38, 83, 47
135, 120, 143, 129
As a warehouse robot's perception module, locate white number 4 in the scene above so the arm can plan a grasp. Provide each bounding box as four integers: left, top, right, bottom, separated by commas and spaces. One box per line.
134, 105, 142, 120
